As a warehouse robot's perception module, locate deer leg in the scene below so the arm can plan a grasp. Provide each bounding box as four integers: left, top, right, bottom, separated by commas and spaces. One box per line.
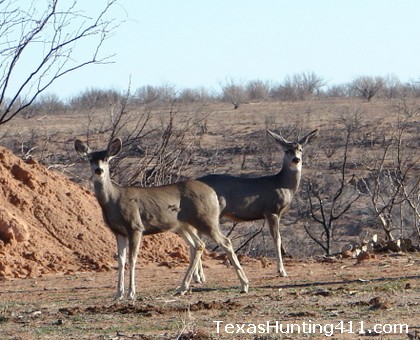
266, 213, 288, 277
196, 252, 205, 283
115, 234, 128, 300
179, 230, 206, 284
127, 230, 142, 301
176, 228, 206, 295
209, 229, 249, 293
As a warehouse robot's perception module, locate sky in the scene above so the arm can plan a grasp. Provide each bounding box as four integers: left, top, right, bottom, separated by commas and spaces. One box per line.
9, 0, 420, 99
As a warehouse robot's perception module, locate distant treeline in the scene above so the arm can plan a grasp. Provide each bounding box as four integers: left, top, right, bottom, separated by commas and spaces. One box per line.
23, 72, 420, 115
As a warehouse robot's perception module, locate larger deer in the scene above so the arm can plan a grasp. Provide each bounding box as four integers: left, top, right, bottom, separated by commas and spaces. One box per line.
198, 128, 318, 277
75, 138, 249, 300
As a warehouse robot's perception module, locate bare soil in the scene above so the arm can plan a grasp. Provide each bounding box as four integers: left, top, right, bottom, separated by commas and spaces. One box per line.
0, 253, 419, 339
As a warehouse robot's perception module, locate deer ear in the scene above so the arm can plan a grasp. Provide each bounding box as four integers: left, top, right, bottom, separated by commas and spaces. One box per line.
298, 129, 318, 145
74, 139, 90, 156
107, 138, 122, 158
267, 129, 290, 147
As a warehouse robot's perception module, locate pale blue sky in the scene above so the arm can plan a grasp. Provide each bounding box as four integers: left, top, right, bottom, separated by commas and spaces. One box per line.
39, 1, 420, 98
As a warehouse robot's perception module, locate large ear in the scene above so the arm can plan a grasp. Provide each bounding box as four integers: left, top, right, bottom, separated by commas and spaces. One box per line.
267, 129, 290, 147
74, 139, 90, 157
107, 138, 122, 158
298, 129, 318, 146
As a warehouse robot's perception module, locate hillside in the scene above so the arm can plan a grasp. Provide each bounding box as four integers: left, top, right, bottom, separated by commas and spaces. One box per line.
0, 146, 190, 279
1, 98, 419, 259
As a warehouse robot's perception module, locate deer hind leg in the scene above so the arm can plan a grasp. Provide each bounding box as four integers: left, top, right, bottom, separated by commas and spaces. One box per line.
176, 228, 206, 295
115, 234, 128, 300
266, 213, 288, 277
127, 230, 142, 301
208, 228, 249, 293
178, 230, 206, 284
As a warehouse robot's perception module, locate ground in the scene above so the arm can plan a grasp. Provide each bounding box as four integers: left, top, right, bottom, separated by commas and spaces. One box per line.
0, 253, 419, 339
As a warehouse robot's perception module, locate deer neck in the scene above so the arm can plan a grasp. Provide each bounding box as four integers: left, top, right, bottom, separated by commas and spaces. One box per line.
92, 173, 119, 206
277, 165, 302, 192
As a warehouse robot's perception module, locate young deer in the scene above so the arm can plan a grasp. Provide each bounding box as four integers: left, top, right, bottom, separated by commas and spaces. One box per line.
75, 138, 249, 300
198, 128, 318, 277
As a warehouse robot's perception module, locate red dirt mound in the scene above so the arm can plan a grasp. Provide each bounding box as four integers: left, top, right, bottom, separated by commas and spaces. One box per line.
0, 146, 190, 279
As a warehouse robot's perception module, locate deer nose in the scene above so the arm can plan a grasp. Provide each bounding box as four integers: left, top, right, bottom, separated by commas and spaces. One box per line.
292, 157, 300, 164
95, 168, 104, 175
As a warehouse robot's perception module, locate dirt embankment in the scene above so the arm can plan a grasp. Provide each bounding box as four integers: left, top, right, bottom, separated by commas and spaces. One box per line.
0, 146, 189, 279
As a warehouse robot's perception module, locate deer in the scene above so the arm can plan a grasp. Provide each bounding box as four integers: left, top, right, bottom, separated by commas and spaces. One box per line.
74, 138, 249, 301
197, 128, 318, 277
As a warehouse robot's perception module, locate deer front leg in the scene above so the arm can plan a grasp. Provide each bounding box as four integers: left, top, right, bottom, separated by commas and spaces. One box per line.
115, 234, 128, 300
266, 213, 288, 277
127, 230, 142, 301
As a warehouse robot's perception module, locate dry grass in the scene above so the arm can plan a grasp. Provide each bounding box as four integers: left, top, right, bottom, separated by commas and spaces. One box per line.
2, 97, 419, 257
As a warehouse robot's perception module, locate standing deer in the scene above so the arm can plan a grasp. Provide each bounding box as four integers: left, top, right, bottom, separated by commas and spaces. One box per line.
198, 128, 318, 277
74, 138, 249, 300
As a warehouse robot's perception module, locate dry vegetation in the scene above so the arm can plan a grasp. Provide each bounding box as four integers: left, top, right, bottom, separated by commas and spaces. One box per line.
0, 96, 419, 339
2, 96, 419, 257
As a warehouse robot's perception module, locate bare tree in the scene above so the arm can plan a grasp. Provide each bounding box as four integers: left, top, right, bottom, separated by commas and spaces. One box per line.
303, 126, 360, 255
359, 141, 403, 240
291, 72, 325, 100
358, 109, 419, 241
133, 84, 179, 110
383, 74, 403, 99
69, 88, 122, 111
178, 86, 213, 104
121, 108, 202, 187
401, 178, 420, 240
220, 78, 247, 109
78, 87, 208, 188
245, 79, 271, 101
0, 0, 118, 125
271, 72, 325, 101
351, 76, 384, 102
